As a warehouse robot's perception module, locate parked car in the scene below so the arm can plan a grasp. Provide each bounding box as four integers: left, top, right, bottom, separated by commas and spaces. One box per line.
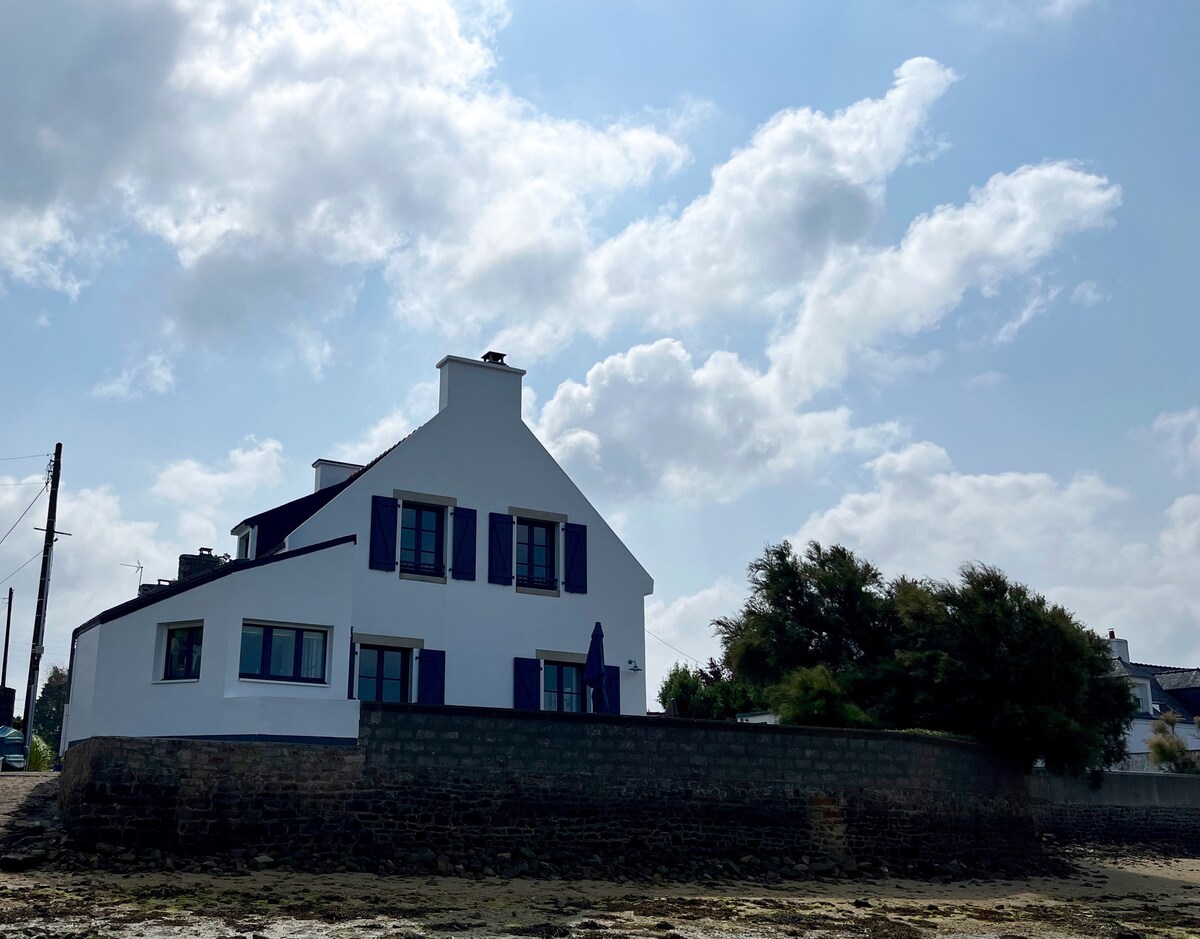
0, 726, 26, 770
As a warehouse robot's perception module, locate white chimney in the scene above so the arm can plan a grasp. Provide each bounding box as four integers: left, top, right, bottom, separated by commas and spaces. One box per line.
437, 352, 526, 423
312, 459, 363, 492
1108, 629, 1130, 663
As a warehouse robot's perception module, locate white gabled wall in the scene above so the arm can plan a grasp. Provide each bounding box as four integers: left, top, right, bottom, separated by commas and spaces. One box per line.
287, 356, 652, 714
65, 355, 655, 745
63, 540, 359, 747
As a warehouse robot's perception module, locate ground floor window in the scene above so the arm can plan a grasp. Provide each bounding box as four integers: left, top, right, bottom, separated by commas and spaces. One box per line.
357, 645, 412, 703
543, 661, 585, 713
240, 623, 328, 683
163, 623, 202, 680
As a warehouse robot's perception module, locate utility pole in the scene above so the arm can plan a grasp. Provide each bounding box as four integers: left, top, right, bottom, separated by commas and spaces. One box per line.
0, 589, 12, 727
2, 588, 11, 686
22, 443, 61, 758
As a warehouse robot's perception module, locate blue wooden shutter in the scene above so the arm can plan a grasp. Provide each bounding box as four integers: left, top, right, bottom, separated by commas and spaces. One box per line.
369, 496, 398, 571
563, 523, 587, 594
417, 649, 446, 705
451, 507, 476, 581
603, 665, 621, 715
488, 513, 514, 585
513, 657, 541, 710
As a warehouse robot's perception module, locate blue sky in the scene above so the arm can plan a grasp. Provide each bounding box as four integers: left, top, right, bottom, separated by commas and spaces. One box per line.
2, 0, 1199, 707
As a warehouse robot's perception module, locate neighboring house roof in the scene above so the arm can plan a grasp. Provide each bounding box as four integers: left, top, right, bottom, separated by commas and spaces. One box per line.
72, 535, 358, 642
1156, 669, 1200, 692
233, 428, 421, 558
1115, 659, 1198, 721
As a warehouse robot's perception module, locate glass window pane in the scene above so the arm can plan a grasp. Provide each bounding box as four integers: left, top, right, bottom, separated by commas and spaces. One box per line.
359, 649, 377, 678
401, 529, 415, 550
240, 626, 264, 675
544, 690, 556, 711
301, 631, 326, 680
562, 668, 579, 693
382, 678, 403, 703
564, 692, 582, 713
358, 675, 377, 702
402, 507, 415, 528
545, 664, 559, 692
534, 527, 546, 546
188, 629, 202, 678
382, 650, 402, 679
269, 629, 296, 677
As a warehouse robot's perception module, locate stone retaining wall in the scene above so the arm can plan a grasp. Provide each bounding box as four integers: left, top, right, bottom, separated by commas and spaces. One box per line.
59, 704, 1037, 877
1029, 770, 1200, 851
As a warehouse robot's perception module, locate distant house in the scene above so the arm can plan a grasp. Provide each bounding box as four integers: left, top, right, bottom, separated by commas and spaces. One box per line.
1108, 631, 1200, 771
62, 353, 653, 748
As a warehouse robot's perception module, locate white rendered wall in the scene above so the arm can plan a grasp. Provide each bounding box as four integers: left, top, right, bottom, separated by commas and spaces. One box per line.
1124, 716, 1200, 755
288, 358, 653, 714
63, 540, 359, 747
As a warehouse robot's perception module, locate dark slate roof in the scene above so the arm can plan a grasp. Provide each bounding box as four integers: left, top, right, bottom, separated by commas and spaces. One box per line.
1115, 659, 1198, 721
1156, 670, 1200, 692
233, 427, 422, 558
73, 535, 358, 641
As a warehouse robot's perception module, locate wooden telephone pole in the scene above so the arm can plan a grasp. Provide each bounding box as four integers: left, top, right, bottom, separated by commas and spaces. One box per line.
22, 443, 61, 758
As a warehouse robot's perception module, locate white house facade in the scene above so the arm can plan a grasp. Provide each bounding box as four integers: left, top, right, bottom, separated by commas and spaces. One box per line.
62, 354, 653, 748
1109, 631, 1200, 772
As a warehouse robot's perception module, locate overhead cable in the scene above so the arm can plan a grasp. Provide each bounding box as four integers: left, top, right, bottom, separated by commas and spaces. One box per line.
0, 485, 47, 551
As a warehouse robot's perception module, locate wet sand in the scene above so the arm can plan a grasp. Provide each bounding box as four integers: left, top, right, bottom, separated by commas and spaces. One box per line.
0, 851, 1197, 938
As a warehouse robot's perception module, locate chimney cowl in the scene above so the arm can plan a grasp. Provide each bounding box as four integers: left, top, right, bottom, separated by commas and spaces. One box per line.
481, 350, 507, 366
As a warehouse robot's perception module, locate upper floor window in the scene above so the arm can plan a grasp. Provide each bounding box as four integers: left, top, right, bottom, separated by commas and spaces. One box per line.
516, 519, 556, 590
163, 623, 202, 680
400, 503, 445, 577
240, 623, 328, 683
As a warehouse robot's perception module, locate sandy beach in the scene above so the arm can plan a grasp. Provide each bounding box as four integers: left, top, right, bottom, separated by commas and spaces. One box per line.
0, 848, 1196, 937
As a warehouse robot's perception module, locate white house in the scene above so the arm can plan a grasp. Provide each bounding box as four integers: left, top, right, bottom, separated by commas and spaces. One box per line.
62, 354, 653, 748
1108, 630, 1200, 772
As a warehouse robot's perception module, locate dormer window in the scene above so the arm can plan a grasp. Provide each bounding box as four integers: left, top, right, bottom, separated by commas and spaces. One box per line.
1131, 679, 1153, 714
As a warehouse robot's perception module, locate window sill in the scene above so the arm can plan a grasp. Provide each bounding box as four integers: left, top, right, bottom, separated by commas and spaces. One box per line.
153, 677, 200, 685
238, 677, 331, 687
516, 585, 561, 598
399, 571, 447, 585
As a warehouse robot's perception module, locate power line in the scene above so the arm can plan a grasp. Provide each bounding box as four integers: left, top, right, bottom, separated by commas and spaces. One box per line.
0, 484, 47, 551
0, 454, 50, 462
644, 627, 705, 666
0, 550, 41, 588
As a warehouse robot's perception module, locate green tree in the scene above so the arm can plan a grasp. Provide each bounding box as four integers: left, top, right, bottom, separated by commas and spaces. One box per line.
766, 665, 871, 728
671, 541, 1136, 773
716, 541, 890, 683
657, 660, 763, 720
32, 665, 68, 753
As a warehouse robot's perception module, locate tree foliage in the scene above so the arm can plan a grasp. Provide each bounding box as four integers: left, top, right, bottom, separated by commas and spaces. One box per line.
657, 660, 763, 721
32, 665, 68, 753
1147, 712, 1200, 774
659, 540, 1137, 773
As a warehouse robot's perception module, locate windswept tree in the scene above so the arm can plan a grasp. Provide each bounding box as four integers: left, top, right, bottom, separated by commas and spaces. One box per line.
659, 541, 1136, 773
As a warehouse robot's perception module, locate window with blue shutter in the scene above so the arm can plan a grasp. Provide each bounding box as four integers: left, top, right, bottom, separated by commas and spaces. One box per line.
451, 507, 476, 581
369, 496, 398, 571
513, 656, 541, 710
489, 513, 514, 585
417, 649, 446, 705
602, 665, 621, 715
563, 523, 587, 594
